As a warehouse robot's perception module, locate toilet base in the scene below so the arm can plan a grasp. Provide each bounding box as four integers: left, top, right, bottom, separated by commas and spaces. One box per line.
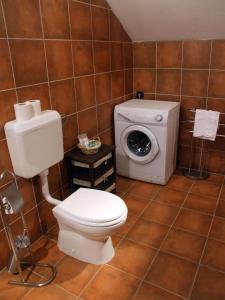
57, 227, 115, 265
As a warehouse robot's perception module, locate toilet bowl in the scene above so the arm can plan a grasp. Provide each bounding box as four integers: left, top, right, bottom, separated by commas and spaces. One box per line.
53, 188, 127, 264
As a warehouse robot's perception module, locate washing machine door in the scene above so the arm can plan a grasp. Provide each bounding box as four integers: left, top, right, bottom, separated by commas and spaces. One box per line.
121, 125, 159, 164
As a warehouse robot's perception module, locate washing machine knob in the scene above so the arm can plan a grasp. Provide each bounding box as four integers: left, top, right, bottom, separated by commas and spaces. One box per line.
155, 114, 163, 122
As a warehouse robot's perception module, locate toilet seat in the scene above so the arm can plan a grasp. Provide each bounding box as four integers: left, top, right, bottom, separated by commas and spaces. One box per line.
53, 188, 127, 227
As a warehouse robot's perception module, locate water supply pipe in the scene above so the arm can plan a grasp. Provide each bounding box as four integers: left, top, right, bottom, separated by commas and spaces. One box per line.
39, 170, 61, 206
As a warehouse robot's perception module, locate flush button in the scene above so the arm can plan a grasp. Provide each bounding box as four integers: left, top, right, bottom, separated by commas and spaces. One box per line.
155, 114, 163, 122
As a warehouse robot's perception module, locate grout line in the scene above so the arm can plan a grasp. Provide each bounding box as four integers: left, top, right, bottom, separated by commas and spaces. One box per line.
0, 37, 132, 44
131, 180, 195, 300
179, 41, 184, 102
206, 40, 213, 108
105, 263, 142, 281
6, 204, 43, 228
132, 42, 135, 96
71, 0, 112, 11
65, 0, 80, 178
90, 2, 99, 136
141, 281, 188, 300
133, 66, 225, 72
78, 265, 104, 297
31, 179, 44, 235
154, 42, 157, 98
187, 176, 225, 298
200, 262, 225, 277
198, 40, 213, 172
3, 77, 225, 101
0, 0, 19, 103
133, 38, 225, 43
0, 70, 133, 93
38, 0, 53, 111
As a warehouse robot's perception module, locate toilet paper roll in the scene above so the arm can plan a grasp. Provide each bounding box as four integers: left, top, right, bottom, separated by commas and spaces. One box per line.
14, 103, 34, 121
26, 100, 41, 116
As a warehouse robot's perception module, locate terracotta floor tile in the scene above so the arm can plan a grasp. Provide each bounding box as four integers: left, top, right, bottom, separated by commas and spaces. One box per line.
23, 283, 76, 300
109, 239, 156, 279
191, 266, 225, 300
0, 269, 41, 300
215, 200, 225, 218
123, 193, 150, 216
174, 208, 212, 236
54, 255, 99, 296
220, 185, 225, 200
29, 237, 65, 276
134, 281, 183, 300
210, 216, 225, 242
202, 239, 225, 272
174, 168, 184, 176
111, 235, 122, 247
142, 201, 179, 225
190, 181, 221, 199
167, 175, 193, 191
81, 265, 140, 300
184, 193, 217, 215
205, 173, 224, 185
161, 229, 206, 262
116, 176, 134, 193
127, 219, 169, 248
115, 190, 125, 197
154, 188, 187, 207
128, 181, 161, 199
115, 213, 138, 237
146, 252, 197, 297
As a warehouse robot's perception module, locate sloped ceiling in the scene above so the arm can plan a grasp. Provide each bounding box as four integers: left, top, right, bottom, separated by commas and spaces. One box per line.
107, 0, 225, 41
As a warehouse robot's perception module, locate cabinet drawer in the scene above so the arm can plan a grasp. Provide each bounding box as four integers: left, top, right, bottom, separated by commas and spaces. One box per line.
73, 168, 114, 188
96, 174, 115, 191
105, 183, 116, 192
71, 153, 113, 180
71, 152, 112, 168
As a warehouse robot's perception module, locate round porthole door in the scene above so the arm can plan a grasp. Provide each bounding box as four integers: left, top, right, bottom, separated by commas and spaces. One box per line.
121, 125, 159, 164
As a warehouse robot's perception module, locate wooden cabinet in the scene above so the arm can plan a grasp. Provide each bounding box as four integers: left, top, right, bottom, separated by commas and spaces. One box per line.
65, 144, 116, 193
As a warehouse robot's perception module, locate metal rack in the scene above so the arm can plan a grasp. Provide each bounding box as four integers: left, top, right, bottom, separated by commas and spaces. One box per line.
183, 108, 225, 180
0, 170, 56, 287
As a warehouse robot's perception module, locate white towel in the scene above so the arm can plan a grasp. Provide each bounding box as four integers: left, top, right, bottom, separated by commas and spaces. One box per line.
193, 109, 220, 141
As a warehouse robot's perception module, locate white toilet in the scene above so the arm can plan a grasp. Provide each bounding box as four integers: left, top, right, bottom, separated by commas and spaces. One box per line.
4, 102, 128, 265
53, 188, 127, 264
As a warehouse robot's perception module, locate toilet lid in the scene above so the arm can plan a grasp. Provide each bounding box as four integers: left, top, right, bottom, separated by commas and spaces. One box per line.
54, 188, 127, 224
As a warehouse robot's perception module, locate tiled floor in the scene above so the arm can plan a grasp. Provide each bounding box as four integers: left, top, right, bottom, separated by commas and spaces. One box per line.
1, 170, 225, 299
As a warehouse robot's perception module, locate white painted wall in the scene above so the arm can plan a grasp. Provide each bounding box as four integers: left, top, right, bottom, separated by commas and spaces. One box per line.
107, 0, 225, 41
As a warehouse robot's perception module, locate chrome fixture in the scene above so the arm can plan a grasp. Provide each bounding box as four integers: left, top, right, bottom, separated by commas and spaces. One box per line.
0, 170, 56, 287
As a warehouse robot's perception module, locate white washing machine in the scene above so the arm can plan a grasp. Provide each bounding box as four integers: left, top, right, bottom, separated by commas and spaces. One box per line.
114, 99, 180, 185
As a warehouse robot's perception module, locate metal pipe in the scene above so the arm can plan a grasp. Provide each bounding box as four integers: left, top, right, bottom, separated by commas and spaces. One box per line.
185, 120, 225, 127
0, 169, 57, 287
189, 108, 225, 115
187, 130, 225, 137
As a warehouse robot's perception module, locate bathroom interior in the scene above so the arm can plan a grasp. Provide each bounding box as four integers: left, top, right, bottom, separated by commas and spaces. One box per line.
1, 0, 225, 299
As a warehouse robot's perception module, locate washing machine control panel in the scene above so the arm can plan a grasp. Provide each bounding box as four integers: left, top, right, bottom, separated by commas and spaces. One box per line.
155, 114, 163, 122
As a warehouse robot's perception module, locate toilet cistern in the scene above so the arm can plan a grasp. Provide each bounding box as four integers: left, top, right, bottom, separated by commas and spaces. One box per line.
4, 101, 128, 264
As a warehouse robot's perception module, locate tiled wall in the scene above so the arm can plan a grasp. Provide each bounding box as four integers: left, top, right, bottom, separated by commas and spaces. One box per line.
133, 40, 225, 174
0, 0, 133, 270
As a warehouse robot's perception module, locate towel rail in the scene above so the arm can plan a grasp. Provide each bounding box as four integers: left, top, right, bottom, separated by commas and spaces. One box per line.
183, 108, 224, 180
187, 130, 225, 138
185, 120, 225, 127
189, 108, 225, 115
